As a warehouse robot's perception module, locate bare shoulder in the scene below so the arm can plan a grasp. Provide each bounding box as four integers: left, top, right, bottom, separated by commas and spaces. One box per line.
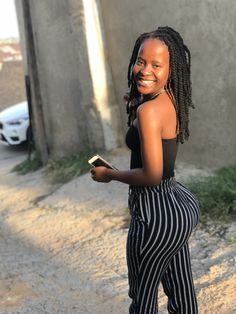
137, 100, 158, 128
136, 98, 162, 133
137, 93, 173, 123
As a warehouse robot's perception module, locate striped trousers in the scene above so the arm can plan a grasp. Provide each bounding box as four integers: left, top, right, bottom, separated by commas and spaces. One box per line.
127, 177, 200, 314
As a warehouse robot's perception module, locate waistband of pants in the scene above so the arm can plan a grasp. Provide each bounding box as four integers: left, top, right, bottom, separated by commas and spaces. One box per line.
129, 176, 177, 195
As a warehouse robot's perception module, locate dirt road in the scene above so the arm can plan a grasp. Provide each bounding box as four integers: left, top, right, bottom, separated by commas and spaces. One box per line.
0, 146, 236, 313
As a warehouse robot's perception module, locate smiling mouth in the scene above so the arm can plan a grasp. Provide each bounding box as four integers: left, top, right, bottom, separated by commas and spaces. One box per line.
136, 77, 157, 87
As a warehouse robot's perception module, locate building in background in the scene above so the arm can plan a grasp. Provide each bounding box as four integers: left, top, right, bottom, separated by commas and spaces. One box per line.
0, 39, 26, 110
15, 0, 236, 167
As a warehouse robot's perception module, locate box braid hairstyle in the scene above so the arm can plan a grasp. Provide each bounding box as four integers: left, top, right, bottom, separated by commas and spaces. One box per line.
126, 26, 194, 144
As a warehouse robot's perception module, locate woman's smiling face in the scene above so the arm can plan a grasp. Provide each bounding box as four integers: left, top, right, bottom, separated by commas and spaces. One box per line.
132, 38, 170, 97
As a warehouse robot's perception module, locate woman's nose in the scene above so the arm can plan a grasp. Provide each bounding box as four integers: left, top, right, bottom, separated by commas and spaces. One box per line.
140, 64, 152, 75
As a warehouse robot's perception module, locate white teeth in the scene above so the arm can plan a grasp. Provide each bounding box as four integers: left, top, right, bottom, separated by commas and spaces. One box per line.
140, 80, 155, 85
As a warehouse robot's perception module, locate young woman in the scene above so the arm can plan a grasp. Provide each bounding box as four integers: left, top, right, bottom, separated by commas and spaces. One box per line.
90, 26, 200, 314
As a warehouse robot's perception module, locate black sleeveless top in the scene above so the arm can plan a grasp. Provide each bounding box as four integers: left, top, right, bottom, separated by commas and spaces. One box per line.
125, 124, 178, 179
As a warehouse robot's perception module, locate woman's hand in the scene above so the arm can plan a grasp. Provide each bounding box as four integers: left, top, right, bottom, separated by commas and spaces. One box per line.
90, 166, 112, 183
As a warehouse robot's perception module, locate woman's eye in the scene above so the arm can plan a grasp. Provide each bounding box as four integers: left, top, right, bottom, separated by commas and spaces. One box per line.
153, 64, 159, 69
136, 60, 144, 65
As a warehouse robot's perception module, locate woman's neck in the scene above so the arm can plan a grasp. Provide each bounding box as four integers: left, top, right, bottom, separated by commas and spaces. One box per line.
142, 89, 166, 102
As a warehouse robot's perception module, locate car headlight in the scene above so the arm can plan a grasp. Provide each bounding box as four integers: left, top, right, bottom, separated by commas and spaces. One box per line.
6, 117, 29, 125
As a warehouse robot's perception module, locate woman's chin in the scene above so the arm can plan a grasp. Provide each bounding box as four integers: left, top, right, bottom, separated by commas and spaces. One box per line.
136, 86, 153, 95
137, 85, 165, 97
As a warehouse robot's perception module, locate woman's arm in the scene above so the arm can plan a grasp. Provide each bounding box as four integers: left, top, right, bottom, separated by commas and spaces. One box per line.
91, 100, 164, 186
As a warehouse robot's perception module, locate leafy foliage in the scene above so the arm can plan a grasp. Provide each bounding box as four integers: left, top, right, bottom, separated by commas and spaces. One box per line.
12, 150, 42, 174
46, 150, 94, 184
187, 165, 236, 221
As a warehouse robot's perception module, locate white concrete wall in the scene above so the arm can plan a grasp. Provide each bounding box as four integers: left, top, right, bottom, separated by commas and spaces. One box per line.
16, 0, 236, 167
100, 0, 236, 167
16, 0, 123, 159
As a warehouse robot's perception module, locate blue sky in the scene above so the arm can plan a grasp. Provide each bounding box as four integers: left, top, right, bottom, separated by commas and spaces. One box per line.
0, 0, 19, 39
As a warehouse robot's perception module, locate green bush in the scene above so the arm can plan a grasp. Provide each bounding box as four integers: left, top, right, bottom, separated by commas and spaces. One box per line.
46, 150, 93, 184
12, 150, 43, 174
13, 149, 95, 184
187, 165, 236, 221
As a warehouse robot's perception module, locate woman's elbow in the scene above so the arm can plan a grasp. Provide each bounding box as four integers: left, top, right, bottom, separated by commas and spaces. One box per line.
144, 170, 163, 186
150, 176, 162, 186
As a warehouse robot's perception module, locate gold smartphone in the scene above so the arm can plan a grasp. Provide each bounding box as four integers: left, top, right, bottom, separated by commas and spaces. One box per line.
88, 154, 118, 170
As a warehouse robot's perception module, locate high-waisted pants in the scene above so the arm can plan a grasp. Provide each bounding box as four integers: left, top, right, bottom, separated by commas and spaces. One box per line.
127, 177, 200, 314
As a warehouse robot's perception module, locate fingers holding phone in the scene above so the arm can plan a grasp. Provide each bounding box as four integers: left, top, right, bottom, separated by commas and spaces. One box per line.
90, 166, 111, 183
88, 154, 118, 183
90, 168, 96, 180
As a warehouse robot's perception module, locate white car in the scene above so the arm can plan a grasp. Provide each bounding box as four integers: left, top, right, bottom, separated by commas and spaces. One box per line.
0, 101, 30, 145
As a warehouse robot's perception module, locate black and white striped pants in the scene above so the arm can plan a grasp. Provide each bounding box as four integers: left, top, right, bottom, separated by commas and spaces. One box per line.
127, 177, 200, 314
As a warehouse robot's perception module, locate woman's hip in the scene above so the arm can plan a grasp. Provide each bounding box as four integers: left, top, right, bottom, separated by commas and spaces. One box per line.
128, 176, 200, 229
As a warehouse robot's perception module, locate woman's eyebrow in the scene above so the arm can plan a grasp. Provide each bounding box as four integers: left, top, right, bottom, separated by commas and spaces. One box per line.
138, 56, 162, 64
152, 60, 163, 64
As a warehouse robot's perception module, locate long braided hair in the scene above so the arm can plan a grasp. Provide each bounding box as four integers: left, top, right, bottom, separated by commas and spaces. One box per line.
126, 26, 194, 144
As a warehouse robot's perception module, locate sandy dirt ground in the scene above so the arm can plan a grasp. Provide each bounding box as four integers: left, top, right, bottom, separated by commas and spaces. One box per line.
0, 145, 236, 314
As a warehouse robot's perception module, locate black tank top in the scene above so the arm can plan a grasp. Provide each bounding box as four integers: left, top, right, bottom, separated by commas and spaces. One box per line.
125, 125, 178, 179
